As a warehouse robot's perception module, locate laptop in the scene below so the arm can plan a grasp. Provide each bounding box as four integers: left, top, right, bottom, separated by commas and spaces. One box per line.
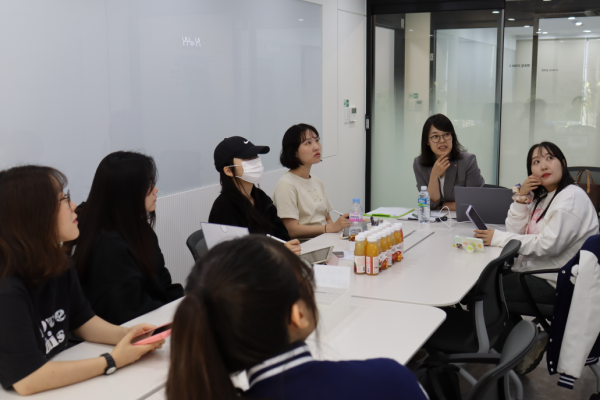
455, 187, 513, 224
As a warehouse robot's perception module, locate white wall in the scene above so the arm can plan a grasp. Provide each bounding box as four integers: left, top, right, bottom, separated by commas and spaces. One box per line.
157, 1, 367, 284
0, 0, 367, 285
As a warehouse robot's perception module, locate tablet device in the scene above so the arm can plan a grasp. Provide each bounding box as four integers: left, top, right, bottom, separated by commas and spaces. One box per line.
466, 205, 488, 230
298, 246, 334, 265
131, 322, 173, 345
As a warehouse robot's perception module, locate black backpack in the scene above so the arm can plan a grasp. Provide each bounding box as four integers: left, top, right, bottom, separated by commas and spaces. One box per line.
415, 361, 462, 400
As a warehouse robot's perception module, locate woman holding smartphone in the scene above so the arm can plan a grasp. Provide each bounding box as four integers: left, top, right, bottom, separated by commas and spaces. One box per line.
273, 123, 350, 238
413, 114, 485, 210
166, 235, 427, 400
0, 166, 162, 395
73, 152, 183, 325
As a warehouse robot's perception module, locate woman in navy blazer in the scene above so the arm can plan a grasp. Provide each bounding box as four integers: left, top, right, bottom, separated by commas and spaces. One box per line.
165, 235, 428, 400
413, 114, 485, 210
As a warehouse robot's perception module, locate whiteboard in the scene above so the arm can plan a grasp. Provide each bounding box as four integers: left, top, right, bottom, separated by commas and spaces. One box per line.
0, 0, 322, 201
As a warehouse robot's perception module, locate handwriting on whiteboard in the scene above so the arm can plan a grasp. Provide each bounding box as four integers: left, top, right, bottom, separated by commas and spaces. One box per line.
182, 37, 201, 47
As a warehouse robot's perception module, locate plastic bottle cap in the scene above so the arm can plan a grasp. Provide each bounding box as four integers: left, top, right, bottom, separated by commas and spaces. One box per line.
421, 186, 427, 190
353, 198, 360, 203
356, 234, 366, 241
367, 236, 377, 243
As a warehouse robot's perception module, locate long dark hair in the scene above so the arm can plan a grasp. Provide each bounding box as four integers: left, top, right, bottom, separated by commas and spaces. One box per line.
280, 123, 320, 169
0, 165, 71, 286
526, 142, 575, 223
166, 235, 318, 400
419, 114, 466, 166
73, 151, 158, 278
219, 158, 276, 234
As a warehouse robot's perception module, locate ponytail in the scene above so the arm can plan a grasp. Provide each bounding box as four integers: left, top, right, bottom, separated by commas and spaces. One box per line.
166, 294, 237, 400
167, 235, 318, 399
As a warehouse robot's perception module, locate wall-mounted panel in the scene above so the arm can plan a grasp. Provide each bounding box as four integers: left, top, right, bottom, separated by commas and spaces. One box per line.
0, 0, 111, 202
105, 0, 322, 196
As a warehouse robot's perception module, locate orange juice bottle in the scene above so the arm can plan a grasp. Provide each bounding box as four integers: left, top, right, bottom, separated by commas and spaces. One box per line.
393, 223, 403, 262
366, 235, 379, 275
389, 228, 397, 264
353, 234, 366, 274
378, 233, 388, 270
377, 233, 387, 272
385, 229, 394, 266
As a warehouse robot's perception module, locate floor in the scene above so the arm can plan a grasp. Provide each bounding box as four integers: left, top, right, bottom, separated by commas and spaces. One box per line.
408, 353, 599, 399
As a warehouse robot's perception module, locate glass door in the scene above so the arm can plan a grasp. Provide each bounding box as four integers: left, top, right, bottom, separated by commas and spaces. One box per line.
370, 10, 503, 210
499, 14, 600, 187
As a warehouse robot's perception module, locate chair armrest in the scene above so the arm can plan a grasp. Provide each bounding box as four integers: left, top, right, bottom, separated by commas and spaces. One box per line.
519, 270, 559, 332
429, 353, 501, 365
519, 268, 561, 276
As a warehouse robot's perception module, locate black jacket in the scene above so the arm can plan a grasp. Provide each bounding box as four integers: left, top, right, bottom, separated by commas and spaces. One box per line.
208, 188, 291, 241
80, 229, 184, 325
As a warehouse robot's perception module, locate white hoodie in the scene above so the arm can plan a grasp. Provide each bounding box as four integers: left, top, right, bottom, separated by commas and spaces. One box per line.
491, 184, 599, 286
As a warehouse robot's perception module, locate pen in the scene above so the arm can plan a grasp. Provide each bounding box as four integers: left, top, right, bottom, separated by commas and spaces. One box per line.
331, 210, 346, 216
266, 234, 288, 244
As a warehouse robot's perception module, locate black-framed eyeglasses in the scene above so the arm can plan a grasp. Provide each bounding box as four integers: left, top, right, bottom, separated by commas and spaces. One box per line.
429, 132, 452, 143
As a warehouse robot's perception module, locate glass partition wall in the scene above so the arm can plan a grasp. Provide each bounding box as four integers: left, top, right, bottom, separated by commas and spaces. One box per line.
370, 9, 503, 210
367, 0, 600, 211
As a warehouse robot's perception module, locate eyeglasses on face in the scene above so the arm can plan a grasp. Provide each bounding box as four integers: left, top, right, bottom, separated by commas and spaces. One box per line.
429, 132, 452, 143
60, 190, 71, 205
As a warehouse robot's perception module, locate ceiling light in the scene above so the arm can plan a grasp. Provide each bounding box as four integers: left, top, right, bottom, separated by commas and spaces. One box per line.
508, 18, 515, 21
568, 17, 576, 20
584, 30, 591, 33
298, 19, 304, 21
576, 22, 583, 26
542, 32, 548, 34
492, 11, 500, 14
409, 29, 413, 32
524, 25, 531, 28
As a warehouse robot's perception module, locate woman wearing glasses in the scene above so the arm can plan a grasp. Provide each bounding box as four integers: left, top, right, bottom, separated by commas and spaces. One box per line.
413, 114, 485, 211
0, 166, 164, 395
72, 151, 183, 325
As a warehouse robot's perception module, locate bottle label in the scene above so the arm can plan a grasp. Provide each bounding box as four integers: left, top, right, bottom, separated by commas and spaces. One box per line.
418, 198, 429, 207
354, 256, 365, 274
387, 251, 393, 267
366, 256, 379, 275
349, 212, 362, 223
379, 253, 387, 270
391, 244, 398, 263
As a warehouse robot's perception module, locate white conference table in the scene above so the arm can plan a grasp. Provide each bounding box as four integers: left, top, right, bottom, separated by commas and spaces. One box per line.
0, 299, 181, 400
302, 216, 503, 307
144, 296, 446, 400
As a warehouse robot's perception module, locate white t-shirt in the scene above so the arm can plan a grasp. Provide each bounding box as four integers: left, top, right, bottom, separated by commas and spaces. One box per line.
439, 175, 445, 198
273, 171, 334, 226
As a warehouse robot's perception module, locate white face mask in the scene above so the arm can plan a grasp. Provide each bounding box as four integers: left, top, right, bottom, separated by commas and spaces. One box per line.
228, 158, 264, 184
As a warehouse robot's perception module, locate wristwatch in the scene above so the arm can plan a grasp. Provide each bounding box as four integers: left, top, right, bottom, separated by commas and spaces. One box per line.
100, 353, 117, 375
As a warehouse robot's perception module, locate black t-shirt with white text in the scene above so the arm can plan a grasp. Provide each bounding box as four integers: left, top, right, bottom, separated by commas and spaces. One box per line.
0, 264, 95, 390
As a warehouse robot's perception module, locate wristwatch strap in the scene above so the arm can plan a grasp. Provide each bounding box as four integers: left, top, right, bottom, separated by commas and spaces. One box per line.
101, 353, 117, 375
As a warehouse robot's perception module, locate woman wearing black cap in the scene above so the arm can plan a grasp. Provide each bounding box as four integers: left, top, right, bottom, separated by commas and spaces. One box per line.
209, 136, 301, 255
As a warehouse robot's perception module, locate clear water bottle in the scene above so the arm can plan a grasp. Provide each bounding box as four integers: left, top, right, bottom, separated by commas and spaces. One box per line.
349, 198, 364, 237
418, 186, 430, 224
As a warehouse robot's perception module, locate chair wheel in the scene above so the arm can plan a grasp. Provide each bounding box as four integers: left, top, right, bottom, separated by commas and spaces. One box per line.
589, 393, 600, 400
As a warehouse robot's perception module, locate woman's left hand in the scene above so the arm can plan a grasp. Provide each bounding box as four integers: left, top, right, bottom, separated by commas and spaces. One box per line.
474, 229, 495, 246
284, 239, 302, 255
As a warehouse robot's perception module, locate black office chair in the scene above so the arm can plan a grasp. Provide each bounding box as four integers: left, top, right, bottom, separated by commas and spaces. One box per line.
425, 240, 523, 399
483, 184, 508, 189
186, 229, 208, 262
